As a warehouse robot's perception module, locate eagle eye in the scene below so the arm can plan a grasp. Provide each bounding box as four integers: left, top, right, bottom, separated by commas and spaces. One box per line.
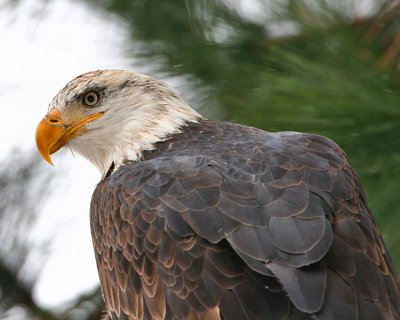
83, 91, 100, 107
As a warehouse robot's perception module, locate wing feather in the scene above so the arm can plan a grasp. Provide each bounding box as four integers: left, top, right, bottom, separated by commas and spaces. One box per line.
91, 125, 400, 319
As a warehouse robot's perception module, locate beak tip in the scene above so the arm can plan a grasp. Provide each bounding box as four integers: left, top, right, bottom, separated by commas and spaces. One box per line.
43, 153, 54, 166
37, 150, 54, 166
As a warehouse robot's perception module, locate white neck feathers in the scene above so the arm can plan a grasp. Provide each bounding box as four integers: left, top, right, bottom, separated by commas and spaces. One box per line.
67, 78, 204, 177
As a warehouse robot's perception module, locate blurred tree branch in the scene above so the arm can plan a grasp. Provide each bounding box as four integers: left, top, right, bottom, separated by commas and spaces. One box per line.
0, 149, 105, 317
0, 150, 55, 318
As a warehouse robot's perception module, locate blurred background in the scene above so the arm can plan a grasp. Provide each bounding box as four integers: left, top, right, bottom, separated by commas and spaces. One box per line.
1, 0, 400, 318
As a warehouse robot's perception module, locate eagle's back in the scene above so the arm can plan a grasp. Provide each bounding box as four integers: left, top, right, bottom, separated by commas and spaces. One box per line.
91, 120, 400, 320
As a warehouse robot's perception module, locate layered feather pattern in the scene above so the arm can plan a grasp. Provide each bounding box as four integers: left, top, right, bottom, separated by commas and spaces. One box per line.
91, 120, 400, 320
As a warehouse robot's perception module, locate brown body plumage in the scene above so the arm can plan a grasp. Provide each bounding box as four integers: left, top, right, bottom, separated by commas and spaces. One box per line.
91, 120, 400, 319
35, 70, 400, 320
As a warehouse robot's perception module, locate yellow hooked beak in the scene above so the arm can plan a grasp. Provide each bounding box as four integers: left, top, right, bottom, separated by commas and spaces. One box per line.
35, 109, 103, 165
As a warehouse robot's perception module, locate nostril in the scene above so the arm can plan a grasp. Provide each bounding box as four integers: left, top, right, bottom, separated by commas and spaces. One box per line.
50, 119, 59, 123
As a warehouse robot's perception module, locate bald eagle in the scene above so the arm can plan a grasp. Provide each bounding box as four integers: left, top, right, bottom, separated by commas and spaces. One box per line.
36, 70, 400, 319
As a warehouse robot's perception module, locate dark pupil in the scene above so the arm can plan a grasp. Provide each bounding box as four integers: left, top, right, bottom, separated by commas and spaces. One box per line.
86, 94, 95, 104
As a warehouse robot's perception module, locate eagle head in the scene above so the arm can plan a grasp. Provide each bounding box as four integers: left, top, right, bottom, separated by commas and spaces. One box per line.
35, 70, 203, 176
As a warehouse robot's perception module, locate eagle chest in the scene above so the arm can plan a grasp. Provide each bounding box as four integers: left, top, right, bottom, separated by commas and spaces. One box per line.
91, 177, 212, 320
91, 181, 164, 315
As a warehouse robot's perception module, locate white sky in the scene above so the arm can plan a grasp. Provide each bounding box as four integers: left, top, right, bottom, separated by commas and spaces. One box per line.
0, 0, 132, 308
